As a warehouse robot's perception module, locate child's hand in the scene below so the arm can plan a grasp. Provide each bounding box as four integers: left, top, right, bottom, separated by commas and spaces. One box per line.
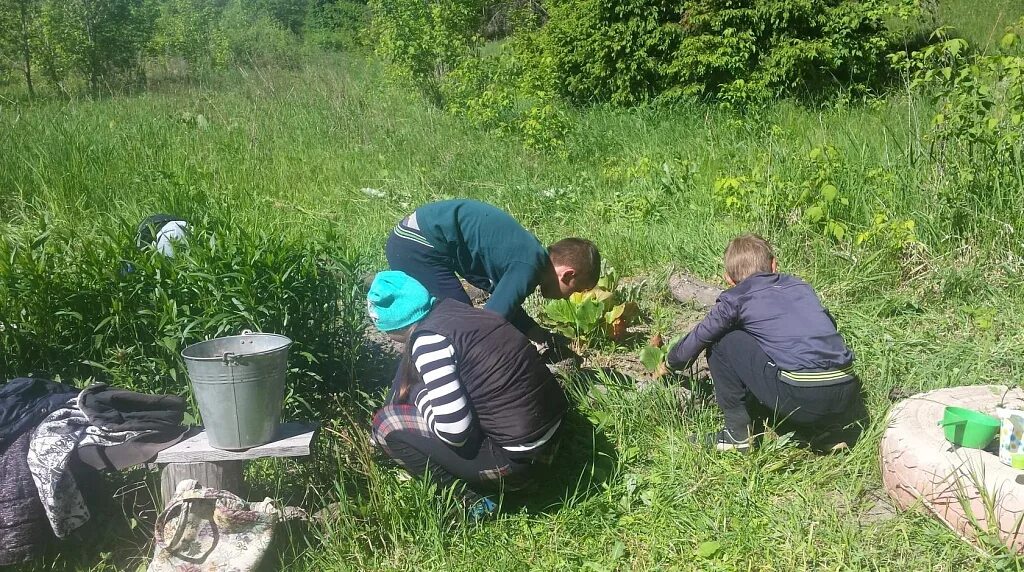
654, 361, 671, 379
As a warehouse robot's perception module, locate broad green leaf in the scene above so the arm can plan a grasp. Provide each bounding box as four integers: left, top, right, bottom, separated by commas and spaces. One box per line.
1001, 32, 1017, 51
604, 303, 625, 323
829, 222, 846, 241
803, 205, 824, 222
590, 288, 615, 309
543, 299, 576, 324
697, 540, 722, 558
639, 345, 665, 372
575, 299, 604, 330
820, 183, 838, 202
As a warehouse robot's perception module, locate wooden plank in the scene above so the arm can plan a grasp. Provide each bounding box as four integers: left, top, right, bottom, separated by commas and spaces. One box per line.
159, 461, 245, 508
155, 421, 319, 463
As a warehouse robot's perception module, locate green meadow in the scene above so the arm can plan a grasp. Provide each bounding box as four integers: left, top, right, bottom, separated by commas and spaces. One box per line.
2, 1, 1024, 570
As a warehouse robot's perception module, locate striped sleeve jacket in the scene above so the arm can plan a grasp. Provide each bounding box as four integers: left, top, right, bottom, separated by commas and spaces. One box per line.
410, 333, 476, 447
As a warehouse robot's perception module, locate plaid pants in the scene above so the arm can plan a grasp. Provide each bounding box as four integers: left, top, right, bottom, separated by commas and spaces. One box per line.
371, 404, 560, 490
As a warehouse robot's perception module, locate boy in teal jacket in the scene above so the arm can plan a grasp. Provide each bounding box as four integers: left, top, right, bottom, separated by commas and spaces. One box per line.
386, 199, 601, 343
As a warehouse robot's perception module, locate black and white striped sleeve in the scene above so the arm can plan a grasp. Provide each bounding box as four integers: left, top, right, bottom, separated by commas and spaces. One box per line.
410, 333, 476, 447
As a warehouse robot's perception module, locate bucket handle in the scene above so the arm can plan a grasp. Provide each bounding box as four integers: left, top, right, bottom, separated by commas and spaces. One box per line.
223, 329, 256, 364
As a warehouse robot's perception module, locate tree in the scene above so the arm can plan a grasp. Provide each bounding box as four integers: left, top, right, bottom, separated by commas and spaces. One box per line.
253, 0, 309, 35
0, 0, 41, 97
151, 0, 228, 71
33, 0, 156, 94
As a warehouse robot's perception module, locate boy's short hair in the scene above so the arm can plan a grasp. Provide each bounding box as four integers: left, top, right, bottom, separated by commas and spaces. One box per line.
549, 238, 601, 287
724, 233, 774, 283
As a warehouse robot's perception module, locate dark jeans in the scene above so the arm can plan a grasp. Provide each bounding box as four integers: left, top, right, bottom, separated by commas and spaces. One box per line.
707, 330, 867, 447
385, 230, 474, 305
373, 399, 557, 503
383, 430, 547, 500
385, 230, 537, 334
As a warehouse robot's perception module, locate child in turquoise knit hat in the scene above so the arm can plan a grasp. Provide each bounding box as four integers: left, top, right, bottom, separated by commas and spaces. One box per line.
367, 271, 436, 335
367, 271, 567, 522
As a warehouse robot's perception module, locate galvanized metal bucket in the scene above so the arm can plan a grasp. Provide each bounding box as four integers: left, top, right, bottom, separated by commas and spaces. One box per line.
181, 331, 292, 450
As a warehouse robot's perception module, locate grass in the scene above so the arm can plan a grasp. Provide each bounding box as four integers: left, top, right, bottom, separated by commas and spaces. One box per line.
3, 5, 1024, 570
938, 0, 1024, 51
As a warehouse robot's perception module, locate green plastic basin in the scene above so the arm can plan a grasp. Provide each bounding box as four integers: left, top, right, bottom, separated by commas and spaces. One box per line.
940, 406, 1000, 449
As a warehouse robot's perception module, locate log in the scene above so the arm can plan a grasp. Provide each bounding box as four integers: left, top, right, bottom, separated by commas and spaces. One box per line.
668, 272, 723, 308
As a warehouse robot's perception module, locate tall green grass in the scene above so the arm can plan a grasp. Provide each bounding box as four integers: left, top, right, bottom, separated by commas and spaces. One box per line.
2, 43, 1023, 572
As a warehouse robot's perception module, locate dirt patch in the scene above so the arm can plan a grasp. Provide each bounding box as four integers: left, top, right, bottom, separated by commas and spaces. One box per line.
364, 324, 403, 356
857, 488, 898, 526
463, 281, 489, 305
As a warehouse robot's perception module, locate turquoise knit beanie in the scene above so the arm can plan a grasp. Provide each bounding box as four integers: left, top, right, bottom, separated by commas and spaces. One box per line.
367, 271, 435, 332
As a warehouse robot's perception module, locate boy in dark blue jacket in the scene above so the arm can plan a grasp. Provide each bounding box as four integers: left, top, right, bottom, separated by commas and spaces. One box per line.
386, 199, 601, 344
666, 234, 865, 452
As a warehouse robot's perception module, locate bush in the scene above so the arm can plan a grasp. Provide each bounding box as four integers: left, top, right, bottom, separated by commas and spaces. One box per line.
0, 215, 366, 419
440, 44, 572, 153
151, 0, 230, 70
520, 0, 913, 106
895, 20, 1024, 238
151, 0, 307, 72
367, 0, 484, 99
33, 0, 157, 93
306, 0, 371, 52
219, 0, 307, 68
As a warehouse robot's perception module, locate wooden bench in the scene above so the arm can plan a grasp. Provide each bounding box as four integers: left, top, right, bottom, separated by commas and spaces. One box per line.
154, 421, 319, 506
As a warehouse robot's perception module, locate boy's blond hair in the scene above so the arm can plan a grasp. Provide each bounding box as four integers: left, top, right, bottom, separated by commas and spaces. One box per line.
724, 233, 775, 283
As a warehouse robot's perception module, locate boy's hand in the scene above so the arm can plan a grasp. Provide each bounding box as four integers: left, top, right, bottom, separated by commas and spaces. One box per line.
525, 323, 553, 345
654, 361, 671, 379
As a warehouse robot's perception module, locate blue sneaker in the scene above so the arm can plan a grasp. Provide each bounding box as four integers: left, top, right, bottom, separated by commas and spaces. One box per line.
466, 496, 497, 523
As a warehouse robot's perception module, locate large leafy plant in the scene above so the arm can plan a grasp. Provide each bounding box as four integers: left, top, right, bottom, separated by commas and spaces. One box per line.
541, 270, 639, 349
893, 20, 1024, 238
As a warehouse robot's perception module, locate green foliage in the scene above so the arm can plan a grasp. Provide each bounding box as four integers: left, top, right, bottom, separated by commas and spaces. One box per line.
152, 0, 303, 71
34, 0, 157, 93
638, 334, 681, 373
150, 0, 227, 69
542, 275, 640, 350
518, 0, 914, 106
367, 0, 483, 100
251, 0, 310, 35
895, 20, 1024, 238
713, 144, 920, 256
441, 49, 573, 152
0, 216, 365, 418
0, 0, 42, 96
305, 0, 370, 52
0, 0, 324, 95
219, 0, 305, 68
